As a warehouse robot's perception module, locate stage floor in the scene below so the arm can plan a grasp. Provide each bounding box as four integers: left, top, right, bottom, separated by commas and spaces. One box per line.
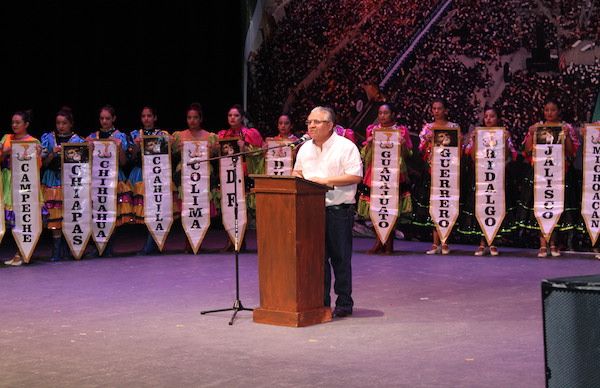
1, 229, 598, 387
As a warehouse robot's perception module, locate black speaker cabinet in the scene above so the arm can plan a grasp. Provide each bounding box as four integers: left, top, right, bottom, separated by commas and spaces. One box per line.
542, 275, 600, 388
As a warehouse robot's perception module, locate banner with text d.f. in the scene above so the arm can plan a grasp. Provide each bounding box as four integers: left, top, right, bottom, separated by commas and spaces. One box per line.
181, 140, 211, 254
369, 128, 400, 244
219, 138, 247, 251
142, 136, 173, 251
581, 124, 600, 245
533, 125, 565, 241
11, 141, 42, 263
429, 127, 461, 243
91, 140, 118, 255
265, 139, 293, 176
474, 127, 506, 245
62, 143, 92, 259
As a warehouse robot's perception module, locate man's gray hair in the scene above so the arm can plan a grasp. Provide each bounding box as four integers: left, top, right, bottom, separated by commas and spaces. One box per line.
311, 106, 336, 124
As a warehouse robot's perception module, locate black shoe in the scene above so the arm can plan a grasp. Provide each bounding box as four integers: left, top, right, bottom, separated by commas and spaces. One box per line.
333, 307, 353, 318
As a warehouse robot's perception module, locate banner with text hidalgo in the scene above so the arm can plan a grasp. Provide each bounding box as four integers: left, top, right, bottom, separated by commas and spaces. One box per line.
474, 127, 506, 245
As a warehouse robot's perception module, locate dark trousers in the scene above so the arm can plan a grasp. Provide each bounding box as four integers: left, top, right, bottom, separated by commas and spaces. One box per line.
324, 205, 354, 309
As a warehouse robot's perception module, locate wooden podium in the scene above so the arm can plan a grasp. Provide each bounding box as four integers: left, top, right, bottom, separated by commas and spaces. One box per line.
251, 175, 332, 327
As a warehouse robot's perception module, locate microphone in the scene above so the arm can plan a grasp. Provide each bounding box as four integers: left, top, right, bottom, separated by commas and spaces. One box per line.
289, 134, 311, 149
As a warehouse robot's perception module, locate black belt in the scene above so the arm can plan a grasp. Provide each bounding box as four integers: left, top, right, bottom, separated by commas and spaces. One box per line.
327, 203, 354, 210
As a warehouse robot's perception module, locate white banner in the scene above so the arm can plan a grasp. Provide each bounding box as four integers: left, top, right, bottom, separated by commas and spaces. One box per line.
182, 141, 211, 254
0, 170, 4, 244
91, 140, 118, 255
11, 141, 43, 263
429, 128, 461, 243
581, 124, 600, 245
474, 127, 506, 245
142, 136, 173, 251
62, 143, 92, 259
533, 125, 565, 240
265, 139, 293, 176
369, 128, 400, 244
219, 138, 247, 251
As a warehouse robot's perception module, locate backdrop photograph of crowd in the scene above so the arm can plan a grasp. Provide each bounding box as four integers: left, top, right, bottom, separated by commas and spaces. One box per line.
1, 0, 599, 267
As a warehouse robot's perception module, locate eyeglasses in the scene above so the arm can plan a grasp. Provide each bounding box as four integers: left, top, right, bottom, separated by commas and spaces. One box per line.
305, 119, 330, 126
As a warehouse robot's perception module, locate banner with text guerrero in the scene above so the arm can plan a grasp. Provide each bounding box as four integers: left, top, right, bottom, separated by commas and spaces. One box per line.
429, 127, 461, 243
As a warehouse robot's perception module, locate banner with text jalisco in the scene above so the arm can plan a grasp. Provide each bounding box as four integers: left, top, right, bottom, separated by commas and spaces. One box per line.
533, 125, 564, 241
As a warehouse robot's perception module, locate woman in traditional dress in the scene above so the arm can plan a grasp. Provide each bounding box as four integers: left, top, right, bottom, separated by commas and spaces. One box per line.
41, 107, 85, 261
2, 110, 43, 266
519, 97, 579, 258
85, 105, 131, 256
358, 103, 412, 254
171, 103, 219, 253
460, 107, 517, 256
414, 98, 459, 255
127, 106, 171, 254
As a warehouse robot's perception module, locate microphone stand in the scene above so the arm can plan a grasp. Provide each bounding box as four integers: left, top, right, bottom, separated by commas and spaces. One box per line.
201, 153, 253, 325
198, 140, 303, 325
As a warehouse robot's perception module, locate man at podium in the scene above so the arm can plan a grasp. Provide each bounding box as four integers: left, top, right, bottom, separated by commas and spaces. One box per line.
292, 106, 363, 318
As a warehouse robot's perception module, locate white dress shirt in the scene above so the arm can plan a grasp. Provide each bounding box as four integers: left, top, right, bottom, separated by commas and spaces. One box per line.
294, 132, 362, 206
